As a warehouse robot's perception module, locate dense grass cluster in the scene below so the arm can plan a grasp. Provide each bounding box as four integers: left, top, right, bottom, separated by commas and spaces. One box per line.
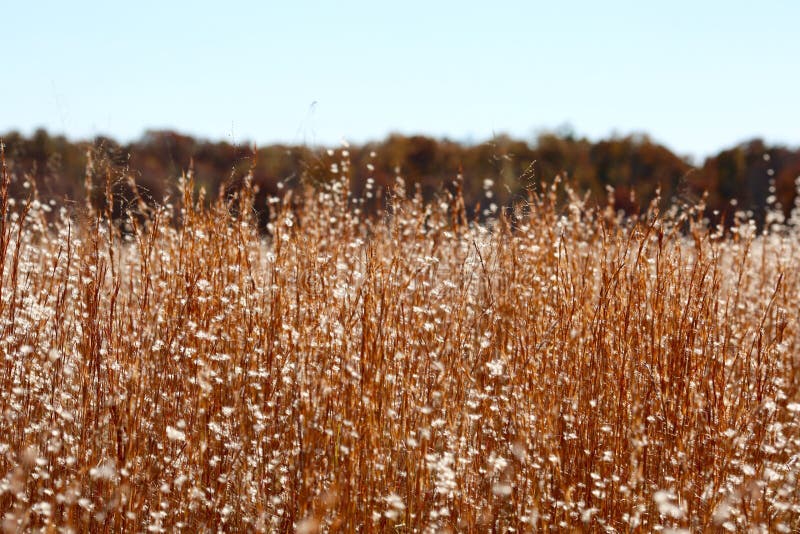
1, 148, 799, 533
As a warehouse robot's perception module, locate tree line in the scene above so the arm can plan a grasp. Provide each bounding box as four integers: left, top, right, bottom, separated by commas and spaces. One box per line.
2, 128, 800, 227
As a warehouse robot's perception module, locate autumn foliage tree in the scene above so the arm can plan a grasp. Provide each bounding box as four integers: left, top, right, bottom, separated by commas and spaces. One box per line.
1, 128, 798, 228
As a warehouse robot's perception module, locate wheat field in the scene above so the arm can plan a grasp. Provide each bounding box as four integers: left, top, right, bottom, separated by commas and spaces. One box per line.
0, 148, 799, 533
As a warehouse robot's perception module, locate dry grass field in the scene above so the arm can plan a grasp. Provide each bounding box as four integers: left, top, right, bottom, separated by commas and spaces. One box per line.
0, 147, 799, 533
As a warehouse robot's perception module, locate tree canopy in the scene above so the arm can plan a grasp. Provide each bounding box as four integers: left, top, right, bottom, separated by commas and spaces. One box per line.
3, 128, 798, 227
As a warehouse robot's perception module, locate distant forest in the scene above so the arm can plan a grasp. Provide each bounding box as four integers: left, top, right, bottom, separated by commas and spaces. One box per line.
2, 128, 800, 227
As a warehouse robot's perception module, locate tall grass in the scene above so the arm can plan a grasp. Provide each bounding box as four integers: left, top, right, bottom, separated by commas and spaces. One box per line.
0, 146, 799, 532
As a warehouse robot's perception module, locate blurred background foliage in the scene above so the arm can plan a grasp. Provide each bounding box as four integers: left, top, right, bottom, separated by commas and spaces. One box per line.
2, 128, 799, 228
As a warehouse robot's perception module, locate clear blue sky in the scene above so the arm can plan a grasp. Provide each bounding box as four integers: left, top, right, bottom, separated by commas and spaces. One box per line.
3, 1, 798, 159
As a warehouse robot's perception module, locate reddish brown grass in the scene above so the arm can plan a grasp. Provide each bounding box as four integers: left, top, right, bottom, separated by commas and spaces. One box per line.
0, 148, 799, 532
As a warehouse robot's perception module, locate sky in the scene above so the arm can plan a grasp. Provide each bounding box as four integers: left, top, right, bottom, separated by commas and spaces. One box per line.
2, 1, 798, 160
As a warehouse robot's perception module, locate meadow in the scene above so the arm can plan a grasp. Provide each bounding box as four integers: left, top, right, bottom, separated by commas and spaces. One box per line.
0, 146, 799, 533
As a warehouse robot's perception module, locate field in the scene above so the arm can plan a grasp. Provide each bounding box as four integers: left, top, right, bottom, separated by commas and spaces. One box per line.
0, 148, 799, 533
